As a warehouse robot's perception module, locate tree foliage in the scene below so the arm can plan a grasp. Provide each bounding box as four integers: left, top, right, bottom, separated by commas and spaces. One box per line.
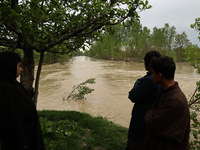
191, 17, 200, 42
63, 78, 96, 100
186, 17, 200, 150
186, 45, 200, 150
0, 0, 151, 106
0, 0, 151, 51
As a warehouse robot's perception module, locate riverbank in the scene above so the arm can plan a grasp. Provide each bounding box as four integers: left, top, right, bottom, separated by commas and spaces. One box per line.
87, 56, 144, 63
38, 110, 199, 150
38, 110, 128, 150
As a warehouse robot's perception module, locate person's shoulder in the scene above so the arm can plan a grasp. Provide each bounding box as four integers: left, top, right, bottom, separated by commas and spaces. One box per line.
0, 78, 14, 98
136, 75, 150, 85
165, 83, 188, 107
139, 73, 154, 84
0, 77, 16, 91
170, 82, 186, 98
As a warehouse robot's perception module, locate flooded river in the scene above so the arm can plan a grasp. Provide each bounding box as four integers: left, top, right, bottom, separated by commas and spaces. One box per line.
37, 56, 199, 127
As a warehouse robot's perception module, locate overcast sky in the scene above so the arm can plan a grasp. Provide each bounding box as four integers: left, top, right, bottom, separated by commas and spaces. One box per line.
139, 0, 200, 46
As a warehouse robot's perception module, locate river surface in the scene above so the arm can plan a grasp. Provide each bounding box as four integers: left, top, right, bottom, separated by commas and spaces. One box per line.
37, 56, 199, 127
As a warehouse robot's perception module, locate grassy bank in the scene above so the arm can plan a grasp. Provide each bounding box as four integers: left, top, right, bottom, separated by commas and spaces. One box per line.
38, 110, 128, 150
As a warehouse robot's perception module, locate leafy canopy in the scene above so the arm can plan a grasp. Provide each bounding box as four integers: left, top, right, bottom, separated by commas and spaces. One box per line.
0, 0, 152, 53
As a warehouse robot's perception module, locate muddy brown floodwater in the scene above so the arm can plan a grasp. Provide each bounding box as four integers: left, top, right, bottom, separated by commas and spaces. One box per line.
37, 56, 199, 127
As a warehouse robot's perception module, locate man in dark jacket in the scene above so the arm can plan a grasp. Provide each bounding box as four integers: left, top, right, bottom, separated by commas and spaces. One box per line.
129, 56, 190, 150
0, 52, 45, 150
126, 51, 161, 149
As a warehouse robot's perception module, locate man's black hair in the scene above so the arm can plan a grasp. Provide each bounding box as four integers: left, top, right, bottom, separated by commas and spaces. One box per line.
144, 51, 161, 68
150, 56, 176, 80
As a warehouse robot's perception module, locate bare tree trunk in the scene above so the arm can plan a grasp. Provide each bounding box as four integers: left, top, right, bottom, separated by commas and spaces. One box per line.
20, 48, 35, 102
34, 51, 44, 107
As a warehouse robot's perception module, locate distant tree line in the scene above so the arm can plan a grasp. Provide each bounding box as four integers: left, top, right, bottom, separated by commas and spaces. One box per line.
85, 21, 193, 61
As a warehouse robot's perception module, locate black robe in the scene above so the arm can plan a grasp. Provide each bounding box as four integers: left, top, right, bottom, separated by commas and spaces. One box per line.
0, 52, 45, 150
0, 77, 45, 150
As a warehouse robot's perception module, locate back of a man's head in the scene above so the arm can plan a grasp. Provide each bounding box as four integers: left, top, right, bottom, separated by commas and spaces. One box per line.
150, 56, 176, 80
144, 51, 161, 70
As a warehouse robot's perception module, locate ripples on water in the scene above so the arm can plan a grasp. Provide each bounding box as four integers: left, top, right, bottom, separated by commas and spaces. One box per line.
37, 56, 199, 127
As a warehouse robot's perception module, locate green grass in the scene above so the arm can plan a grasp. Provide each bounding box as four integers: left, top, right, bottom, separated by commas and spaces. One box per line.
38, 110, 128, 150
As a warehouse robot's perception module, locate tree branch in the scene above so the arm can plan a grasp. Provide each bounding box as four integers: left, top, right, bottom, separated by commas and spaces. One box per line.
0, 38, 18, 48
45, 16, 105, 51
4, 22, 22, 36
39, 1, 140, 52
189, 85, 200, 107
48, 49, 72, 55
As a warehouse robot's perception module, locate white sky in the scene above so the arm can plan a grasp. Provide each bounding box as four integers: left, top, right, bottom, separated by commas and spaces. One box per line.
139, 0, 200, 46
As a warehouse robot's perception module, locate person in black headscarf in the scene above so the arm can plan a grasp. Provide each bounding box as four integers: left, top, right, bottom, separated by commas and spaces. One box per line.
0, 52, 45, 150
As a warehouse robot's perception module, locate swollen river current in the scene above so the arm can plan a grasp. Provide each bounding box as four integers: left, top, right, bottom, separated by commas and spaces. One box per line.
37, 56, 199, 127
